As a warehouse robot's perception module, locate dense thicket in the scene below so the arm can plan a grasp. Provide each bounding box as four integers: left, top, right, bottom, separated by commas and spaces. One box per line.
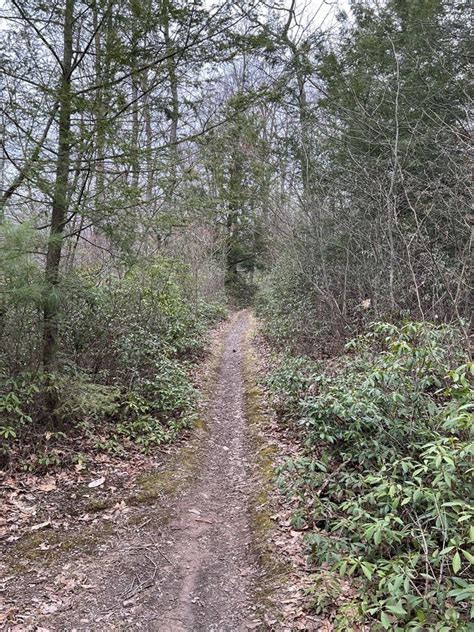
257, 0, 471, 354
2, 0, 470, 376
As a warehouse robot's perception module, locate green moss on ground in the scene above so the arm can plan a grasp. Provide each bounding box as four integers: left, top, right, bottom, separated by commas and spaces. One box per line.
242, 316, 289, 621
5, 521, 115, 573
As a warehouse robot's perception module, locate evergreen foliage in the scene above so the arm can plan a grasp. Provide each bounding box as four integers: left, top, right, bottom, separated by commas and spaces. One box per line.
267, 322, 473, 629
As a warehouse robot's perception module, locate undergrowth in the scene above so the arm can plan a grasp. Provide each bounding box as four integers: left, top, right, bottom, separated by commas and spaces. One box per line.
266, 321, 473, 631
0, 257, 226, 471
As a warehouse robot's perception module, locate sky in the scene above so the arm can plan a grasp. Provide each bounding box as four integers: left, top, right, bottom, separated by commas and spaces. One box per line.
286, 0, 351, 31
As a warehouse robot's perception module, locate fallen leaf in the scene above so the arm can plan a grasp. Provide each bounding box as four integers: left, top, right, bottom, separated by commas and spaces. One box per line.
88, 477, 105, 488
37, 478, 57, 492
78, 514, 93, 522
60, 578, 77, 591
38, 542, 51, 550
13, 501, 36, 515
40, 602, 60, 614
123, 597, 137, 607
31, 521, 51, 531
2, 478, 18, 490
0, 607, 18, 624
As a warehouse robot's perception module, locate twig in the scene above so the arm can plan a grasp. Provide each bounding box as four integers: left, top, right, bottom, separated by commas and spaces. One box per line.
194, 517, 214, 524
316, 461, 347, 497
121, 575, 137, 598
151, 541, 174, 566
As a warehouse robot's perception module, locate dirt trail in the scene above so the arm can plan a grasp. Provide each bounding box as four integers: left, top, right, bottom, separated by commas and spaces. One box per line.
4, 310, 262, 631
121, 310, 257, 630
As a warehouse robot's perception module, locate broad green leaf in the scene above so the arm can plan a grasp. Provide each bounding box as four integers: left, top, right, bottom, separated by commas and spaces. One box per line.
361, 562, 374, 580
452, 551, 461, 574
380, 611, 391, 629
386, 602, 407, 616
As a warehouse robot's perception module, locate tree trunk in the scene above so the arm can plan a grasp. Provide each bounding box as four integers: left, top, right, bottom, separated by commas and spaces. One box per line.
162, 0, 179, 196
42, 0, 75, 370
93, 4, 105, 216
131, 77, 140, 191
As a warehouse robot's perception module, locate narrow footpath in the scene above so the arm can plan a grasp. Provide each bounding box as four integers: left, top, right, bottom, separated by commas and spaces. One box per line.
120, 310, 257, 630
4, 311, 263, 631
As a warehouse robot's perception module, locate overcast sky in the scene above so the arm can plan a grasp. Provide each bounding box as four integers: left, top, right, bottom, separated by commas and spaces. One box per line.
263, 0, 351, 42
299, 0, 350, 27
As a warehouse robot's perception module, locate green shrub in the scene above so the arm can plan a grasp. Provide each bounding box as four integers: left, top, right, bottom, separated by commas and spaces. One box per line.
54, 372, 121, 422
108, 359, 198, 451
269, 321, 473, 630
136, 357, 197, 415
0, 374, 39, 441
0, 254, 225, 468
266, 355, 320, 418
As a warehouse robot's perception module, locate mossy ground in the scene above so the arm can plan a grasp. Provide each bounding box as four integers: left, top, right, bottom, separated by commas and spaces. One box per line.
130, 439, 205, 506
5, 520, 116, 574
242, 315, 290, 622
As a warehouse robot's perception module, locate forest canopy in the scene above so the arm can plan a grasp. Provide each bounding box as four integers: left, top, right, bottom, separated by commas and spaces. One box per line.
1, 0, 471, 367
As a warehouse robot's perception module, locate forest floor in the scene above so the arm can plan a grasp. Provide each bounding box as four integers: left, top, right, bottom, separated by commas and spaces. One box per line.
1, 312, 324, 631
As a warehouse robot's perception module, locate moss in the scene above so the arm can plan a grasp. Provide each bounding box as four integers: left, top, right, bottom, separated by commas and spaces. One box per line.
11, 531, 52, 563
242, 314, 290, 619
86, 497, 115, 513
4, 520, 115, 573
193, 417, 207, 431
130, 439, 203, 506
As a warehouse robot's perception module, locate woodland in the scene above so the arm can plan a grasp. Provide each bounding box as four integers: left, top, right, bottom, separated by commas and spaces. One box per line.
0, 0, 472, 629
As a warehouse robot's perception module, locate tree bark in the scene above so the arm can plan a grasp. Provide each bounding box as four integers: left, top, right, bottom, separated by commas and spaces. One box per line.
162, 0, 179, 195
42, 0, 75, 370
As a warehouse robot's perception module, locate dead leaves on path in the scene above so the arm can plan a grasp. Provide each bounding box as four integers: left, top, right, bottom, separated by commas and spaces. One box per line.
0, 564, 99, 630
0, 451, 163, 544
0, 459, 154, 630
266, 502, 330, 631
87, 476, 105, 488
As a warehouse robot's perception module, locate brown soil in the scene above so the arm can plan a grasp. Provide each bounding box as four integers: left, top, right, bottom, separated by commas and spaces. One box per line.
1, 311, 265, 631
